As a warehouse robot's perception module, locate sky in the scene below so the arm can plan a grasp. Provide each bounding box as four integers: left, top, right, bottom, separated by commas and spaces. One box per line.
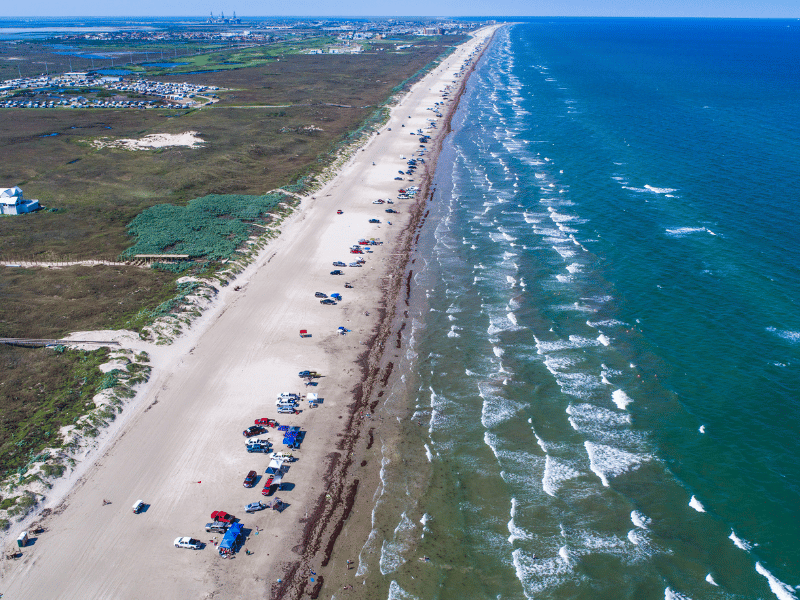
1, 0, 798, 18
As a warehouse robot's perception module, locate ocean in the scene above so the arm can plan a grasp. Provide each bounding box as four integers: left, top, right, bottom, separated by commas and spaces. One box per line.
357, 19, 800, 600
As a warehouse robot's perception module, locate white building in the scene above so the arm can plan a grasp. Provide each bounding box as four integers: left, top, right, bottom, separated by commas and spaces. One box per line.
0, 187, 40, 215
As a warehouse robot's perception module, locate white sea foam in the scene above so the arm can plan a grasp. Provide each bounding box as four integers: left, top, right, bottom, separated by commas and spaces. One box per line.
755, 562, 798, 600
507, 497, 533, 543
567, 403, 632, 428
665, 587, 693, 600
705, 573, 718, 586
566, 262, 582, 273
493, 346, 504, 357
665, 226, 714, 238
767, 327, 800, 344
644, 185, 677, 194
423, 444, 433, 463
688, 495, 706, 512
379, 512, 416, 575
612, 389, 633, 410
585, 442, 647, 487
512, 548, 573, 599
699, 425, 705, 433
387, 580, 418, 600
556, 274, 573, 283
479, 381, 521, 428
729, 529, 753, 551
588, 319, 626, 328
542, 455, 582, 496
631, 510, 651, 529
597, 333, 611, 346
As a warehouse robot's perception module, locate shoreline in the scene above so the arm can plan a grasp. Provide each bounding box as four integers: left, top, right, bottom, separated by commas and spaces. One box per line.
278, 27, 501, 600
0, 26, 500, 600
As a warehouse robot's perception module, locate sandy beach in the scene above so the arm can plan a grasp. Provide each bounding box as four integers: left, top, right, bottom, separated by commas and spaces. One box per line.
0, 25, 498, 600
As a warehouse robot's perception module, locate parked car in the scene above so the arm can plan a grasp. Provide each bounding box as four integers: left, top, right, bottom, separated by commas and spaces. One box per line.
211, 511, 236, 523
385, 209, 397, 213
330, 270, 344, 275
298, 370, 320, 378
349, 262, 363, 267
255, 418, 277, 427
394, 177, 403, 180
277, 405, 296, 414
369, 219, 381, 224
243, 425, 267, 437
314, 292, 327, 298
336, 210, 343, 214
174, 537, 202, 550
332, 261, 346, 267
205, 522, 229, 533
245, 501, 267, 513
372, 199, 385, 204
320, 298, 337, 305
243, 470, 258, 488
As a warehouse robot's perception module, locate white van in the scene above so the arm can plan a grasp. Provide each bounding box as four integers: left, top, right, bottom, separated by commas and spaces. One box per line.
132, 500, 145, 514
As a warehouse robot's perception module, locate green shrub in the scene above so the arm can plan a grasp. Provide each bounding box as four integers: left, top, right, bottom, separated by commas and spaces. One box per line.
121, 193, 285, 261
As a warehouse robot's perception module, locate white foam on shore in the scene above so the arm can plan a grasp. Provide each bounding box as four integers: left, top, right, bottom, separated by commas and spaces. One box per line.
379, 512, 416, 575
631, 510, 651, 529
387, 580, 419, 600
507, 497, 533, 543
423, 444, 433, 463
612, 389, 633, 410
584, 442, 647, 487
755, 562, 798, 600
688, 495, 706, 512
665, 587, 693, 600
728, 529, 753, 551
542, 455, 581, 496
512, 548, 573, 599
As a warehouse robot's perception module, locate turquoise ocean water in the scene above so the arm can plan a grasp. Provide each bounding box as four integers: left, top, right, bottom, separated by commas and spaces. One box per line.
358, 19, 800, 600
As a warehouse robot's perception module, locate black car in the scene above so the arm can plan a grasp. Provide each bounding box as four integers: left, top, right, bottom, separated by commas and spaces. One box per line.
394, 177, 403, 180
385, 208, 397, 213
320, 299, 337, 305
330, 270, 344, 275
369, 219, 381, 223
315, 292, 327, 298
398, 170, 405, 175
243, 425, 267, 437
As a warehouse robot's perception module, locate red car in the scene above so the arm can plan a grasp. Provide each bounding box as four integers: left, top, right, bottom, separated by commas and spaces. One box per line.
243, 470, 258, 488
243, 425, 267, 437
211, 511, 235, 523
337, 210, 343, 214
261, 478, 275, 496
255, 418, 277, 427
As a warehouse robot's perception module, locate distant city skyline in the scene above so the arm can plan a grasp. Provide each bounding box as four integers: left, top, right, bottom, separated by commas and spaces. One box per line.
1, 0, 799, 19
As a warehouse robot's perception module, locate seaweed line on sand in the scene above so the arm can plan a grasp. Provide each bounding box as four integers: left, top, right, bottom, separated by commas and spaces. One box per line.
269, 29, 497, 600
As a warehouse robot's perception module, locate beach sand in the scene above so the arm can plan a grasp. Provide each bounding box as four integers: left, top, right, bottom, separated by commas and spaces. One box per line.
0, 26, 499, 600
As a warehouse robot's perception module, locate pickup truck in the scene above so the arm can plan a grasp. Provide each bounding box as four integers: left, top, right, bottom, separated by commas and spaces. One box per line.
330, 270, 344, 275
332, 261, 346, 267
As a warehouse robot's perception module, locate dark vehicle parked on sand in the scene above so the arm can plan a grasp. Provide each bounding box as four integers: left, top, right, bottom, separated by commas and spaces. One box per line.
243, 425, 267, 437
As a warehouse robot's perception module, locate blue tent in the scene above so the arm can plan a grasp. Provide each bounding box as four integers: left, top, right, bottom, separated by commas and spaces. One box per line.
219, 522, 243, 551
